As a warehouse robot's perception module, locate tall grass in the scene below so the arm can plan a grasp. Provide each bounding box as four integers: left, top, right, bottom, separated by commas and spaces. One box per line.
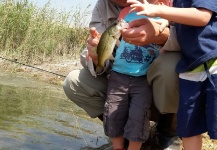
0, 0, 90, 64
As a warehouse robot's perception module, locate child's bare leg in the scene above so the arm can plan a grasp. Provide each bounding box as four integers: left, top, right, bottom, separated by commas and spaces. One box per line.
112, 136, 125, 149
127, 141, 142, 150
182, 135, 202, 150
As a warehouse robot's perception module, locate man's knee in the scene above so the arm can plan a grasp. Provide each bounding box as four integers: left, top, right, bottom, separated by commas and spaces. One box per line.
147, 52, 181, 113
63, 70, 80, 100
63, 69, 108, 118
147, 52, 181, 84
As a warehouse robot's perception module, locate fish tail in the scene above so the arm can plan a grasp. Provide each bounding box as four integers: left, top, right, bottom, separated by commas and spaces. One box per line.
96, 66, 104, 74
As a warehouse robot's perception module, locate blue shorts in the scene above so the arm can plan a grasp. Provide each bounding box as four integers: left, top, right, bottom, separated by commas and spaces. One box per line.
177, 63, 217, 139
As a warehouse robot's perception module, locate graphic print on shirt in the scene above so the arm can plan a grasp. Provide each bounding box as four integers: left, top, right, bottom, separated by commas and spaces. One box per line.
112, 40, 160, 76
112, 10, 161, 76
120, 43, 159, 64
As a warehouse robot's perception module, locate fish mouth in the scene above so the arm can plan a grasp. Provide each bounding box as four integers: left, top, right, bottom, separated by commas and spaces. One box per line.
117, 19, 129, 30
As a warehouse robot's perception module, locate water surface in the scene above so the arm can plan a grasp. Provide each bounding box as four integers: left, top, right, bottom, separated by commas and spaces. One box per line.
0, 72, 109, 150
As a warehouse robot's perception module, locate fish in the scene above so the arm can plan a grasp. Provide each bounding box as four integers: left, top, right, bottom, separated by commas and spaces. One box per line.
95, 19, 128, 75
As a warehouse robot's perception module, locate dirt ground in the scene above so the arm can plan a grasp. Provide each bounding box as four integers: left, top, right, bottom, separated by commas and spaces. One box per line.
0, 57, 216, 150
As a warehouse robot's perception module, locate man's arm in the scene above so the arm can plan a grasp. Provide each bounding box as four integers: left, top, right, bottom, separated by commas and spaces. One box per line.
80, 27, 100, 77
80, 0, 121, 76
81, 0, 121, 65
80, 0, 109, 69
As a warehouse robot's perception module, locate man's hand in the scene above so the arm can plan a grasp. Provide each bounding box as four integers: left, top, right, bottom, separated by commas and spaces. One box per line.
86, 27, 101, 65
121, 18, 169, 46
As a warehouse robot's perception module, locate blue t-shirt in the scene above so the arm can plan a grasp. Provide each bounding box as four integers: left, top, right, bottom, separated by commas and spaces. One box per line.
112, 12, 160, 76
174, 0, 217, 73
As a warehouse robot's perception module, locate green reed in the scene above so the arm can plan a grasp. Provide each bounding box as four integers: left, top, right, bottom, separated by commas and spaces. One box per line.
0, 0, 90, 64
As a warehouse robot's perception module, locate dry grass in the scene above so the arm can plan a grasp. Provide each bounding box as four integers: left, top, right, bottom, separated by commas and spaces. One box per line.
202, 133, 217, 150
0, 0, 89, 64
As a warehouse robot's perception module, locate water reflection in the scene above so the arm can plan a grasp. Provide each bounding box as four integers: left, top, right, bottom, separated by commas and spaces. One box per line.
0, 72, 109, 150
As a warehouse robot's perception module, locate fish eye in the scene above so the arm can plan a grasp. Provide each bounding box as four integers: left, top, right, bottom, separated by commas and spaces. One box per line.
113, 20, 118, 25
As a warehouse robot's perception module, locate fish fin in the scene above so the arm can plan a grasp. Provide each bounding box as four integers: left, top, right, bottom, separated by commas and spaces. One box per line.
96, 66, 104, 74
116, 39, 120, 47
109, 55, 114, 60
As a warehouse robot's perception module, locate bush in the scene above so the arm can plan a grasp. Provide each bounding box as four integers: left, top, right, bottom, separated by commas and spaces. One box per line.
0, 0, 90, 64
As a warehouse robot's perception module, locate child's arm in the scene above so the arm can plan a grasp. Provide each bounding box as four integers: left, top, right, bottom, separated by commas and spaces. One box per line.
127, 0, 213, 26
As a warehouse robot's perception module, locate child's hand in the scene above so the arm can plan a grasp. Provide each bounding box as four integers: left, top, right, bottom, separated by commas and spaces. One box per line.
159, 19, 169, 32
127, 0, 146, 14
150, 18, 169, 32
127, 0, 160, 17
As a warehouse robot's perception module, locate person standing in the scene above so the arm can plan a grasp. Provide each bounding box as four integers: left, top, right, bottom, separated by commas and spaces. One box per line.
128, 0, 217, 149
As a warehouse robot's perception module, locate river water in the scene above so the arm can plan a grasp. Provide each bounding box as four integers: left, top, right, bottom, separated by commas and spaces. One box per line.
0, 72, 109, 150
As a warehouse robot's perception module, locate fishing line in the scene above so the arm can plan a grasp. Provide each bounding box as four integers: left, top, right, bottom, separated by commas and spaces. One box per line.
0, 56, 66, 78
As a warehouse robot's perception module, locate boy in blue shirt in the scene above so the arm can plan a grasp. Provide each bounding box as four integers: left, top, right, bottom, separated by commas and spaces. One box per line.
128, 0, 217, 149
103, 0, 170, 149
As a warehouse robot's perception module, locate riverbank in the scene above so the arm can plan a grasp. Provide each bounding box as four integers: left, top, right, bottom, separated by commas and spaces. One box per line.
0, 56, 82, 85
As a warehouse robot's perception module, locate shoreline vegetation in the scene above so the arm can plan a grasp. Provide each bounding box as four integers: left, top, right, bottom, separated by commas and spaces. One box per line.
0, 0, 216, 150
0, 0, 89, 65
